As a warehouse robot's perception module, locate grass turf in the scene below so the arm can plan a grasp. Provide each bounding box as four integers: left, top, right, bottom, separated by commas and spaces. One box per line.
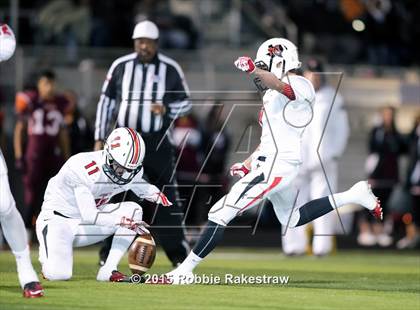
0, 248, 419, 310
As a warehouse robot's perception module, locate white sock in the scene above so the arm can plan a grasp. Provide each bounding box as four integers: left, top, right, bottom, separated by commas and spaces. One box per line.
1, 206, 28, 252
174, 251, 202, 274
13, 246, 39, 288
0, 206, 39, 287
102, 227, 136, 273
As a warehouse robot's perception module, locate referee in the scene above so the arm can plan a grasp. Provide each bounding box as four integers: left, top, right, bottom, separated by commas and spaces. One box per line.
94, 20, 191, 266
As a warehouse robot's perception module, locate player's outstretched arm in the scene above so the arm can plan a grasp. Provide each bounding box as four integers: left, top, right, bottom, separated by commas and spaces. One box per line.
73, 185, 147, 233
252, 68, 288, 93
74, 186, 119, 226
234, 56, 295, 100
131, 180, 172, 207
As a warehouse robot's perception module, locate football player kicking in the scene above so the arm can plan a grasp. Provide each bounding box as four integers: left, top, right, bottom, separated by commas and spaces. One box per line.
0, 23, 44, 298
35, 127, 172, 282
1, 148, 44, 297
166, 38, 382, 284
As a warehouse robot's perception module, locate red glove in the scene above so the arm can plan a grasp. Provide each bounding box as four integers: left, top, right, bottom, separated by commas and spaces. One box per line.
156, 192, 172, 207
230, 162, 250, 178
234, 56, 256, 73
144, 192, 172, 207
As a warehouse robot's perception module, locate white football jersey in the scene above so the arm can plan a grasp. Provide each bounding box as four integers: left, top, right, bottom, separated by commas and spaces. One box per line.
0, 148, 7, 175
257, 74, 315, 163
42, 151, 159, 218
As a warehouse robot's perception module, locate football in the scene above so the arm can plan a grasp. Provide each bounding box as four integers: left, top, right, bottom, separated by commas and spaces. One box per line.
0, 24, 16, 62
127, 234, 156, 275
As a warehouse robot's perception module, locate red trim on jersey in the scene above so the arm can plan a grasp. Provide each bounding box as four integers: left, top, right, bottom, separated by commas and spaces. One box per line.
239, 177, 282, 212
88, 167, 99, 175
84, 161, 97, 169
282, 84, 296, 100
126, 128, 140, 165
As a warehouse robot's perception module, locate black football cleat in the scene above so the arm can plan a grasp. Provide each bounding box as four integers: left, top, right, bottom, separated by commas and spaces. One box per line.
23, 281, 44, 298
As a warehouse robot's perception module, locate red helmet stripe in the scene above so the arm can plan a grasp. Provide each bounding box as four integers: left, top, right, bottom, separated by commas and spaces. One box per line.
126, 127, 140, 165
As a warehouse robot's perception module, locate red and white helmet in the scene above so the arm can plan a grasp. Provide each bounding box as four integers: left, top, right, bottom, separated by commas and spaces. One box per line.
0, 24, 16, 62
255, 38, 301, 79
103, 127, 146, 185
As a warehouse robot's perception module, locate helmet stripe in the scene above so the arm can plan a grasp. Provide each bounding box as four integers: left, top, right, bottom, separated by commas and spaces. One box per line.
126, 127, 140, 165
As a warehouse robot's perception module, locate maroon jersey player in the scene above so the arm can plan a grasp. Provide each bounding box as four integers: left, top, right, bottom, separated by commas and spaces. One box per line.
14, 70, 71, 231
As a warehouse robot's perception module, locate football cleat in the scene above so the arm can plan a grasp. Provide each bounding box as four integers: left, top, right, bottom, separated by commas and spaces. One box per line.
23, 281, 44, 298
109, 270, 131, 283
366, 183, 383, 221
349, 181, 382, 221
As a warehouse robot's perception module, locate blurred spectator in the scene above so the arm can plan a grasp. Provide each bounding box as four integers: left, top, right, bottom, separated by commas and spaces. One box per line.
36, 0, 92, 61
363, 0, 395, 65
13, 70, 71, 238
172, 114, 203, 226
63, 90, 93, 154
360, 106, 405, 247
134, 0, 199, 49
241, 0, 291, 39
88, 1, 113, 46
89, 0, 134, 47
282, 59, 349, 256
37, 0, 91, 45
199, 103, 231, 223
172, 104, 231, 228
397, 114, 420, 249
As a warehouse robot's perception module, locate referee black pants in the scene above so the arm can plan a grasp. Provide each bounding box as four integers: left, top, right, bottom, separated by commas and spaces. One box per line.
99, 133, 189, 266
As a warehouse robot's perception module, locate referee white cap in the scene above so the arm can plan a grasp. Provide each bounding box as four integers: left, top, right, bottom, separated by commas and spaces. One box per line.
132, 20, 159, 40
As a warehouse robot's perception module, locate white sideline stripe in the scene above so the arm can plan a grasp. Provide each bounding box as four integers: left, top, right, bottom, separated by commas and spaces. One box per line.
129, 264, 149, 271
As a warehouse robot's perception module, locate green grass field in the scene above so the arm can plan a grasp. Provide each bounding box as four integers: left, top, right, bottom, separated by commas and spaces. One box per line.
1, 248, 419, 310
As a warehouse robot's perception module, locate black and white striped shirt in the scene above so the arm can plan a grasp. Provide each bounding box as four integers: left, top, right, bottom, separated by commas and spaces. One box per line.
95, 52, 191, 140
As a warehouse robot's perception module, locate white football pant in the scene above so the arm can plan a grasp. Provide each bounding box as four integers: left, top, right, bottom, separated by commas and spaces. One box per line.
208, 158, 302, 228
36, 201, 142, 281
0, 152, 39, 287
